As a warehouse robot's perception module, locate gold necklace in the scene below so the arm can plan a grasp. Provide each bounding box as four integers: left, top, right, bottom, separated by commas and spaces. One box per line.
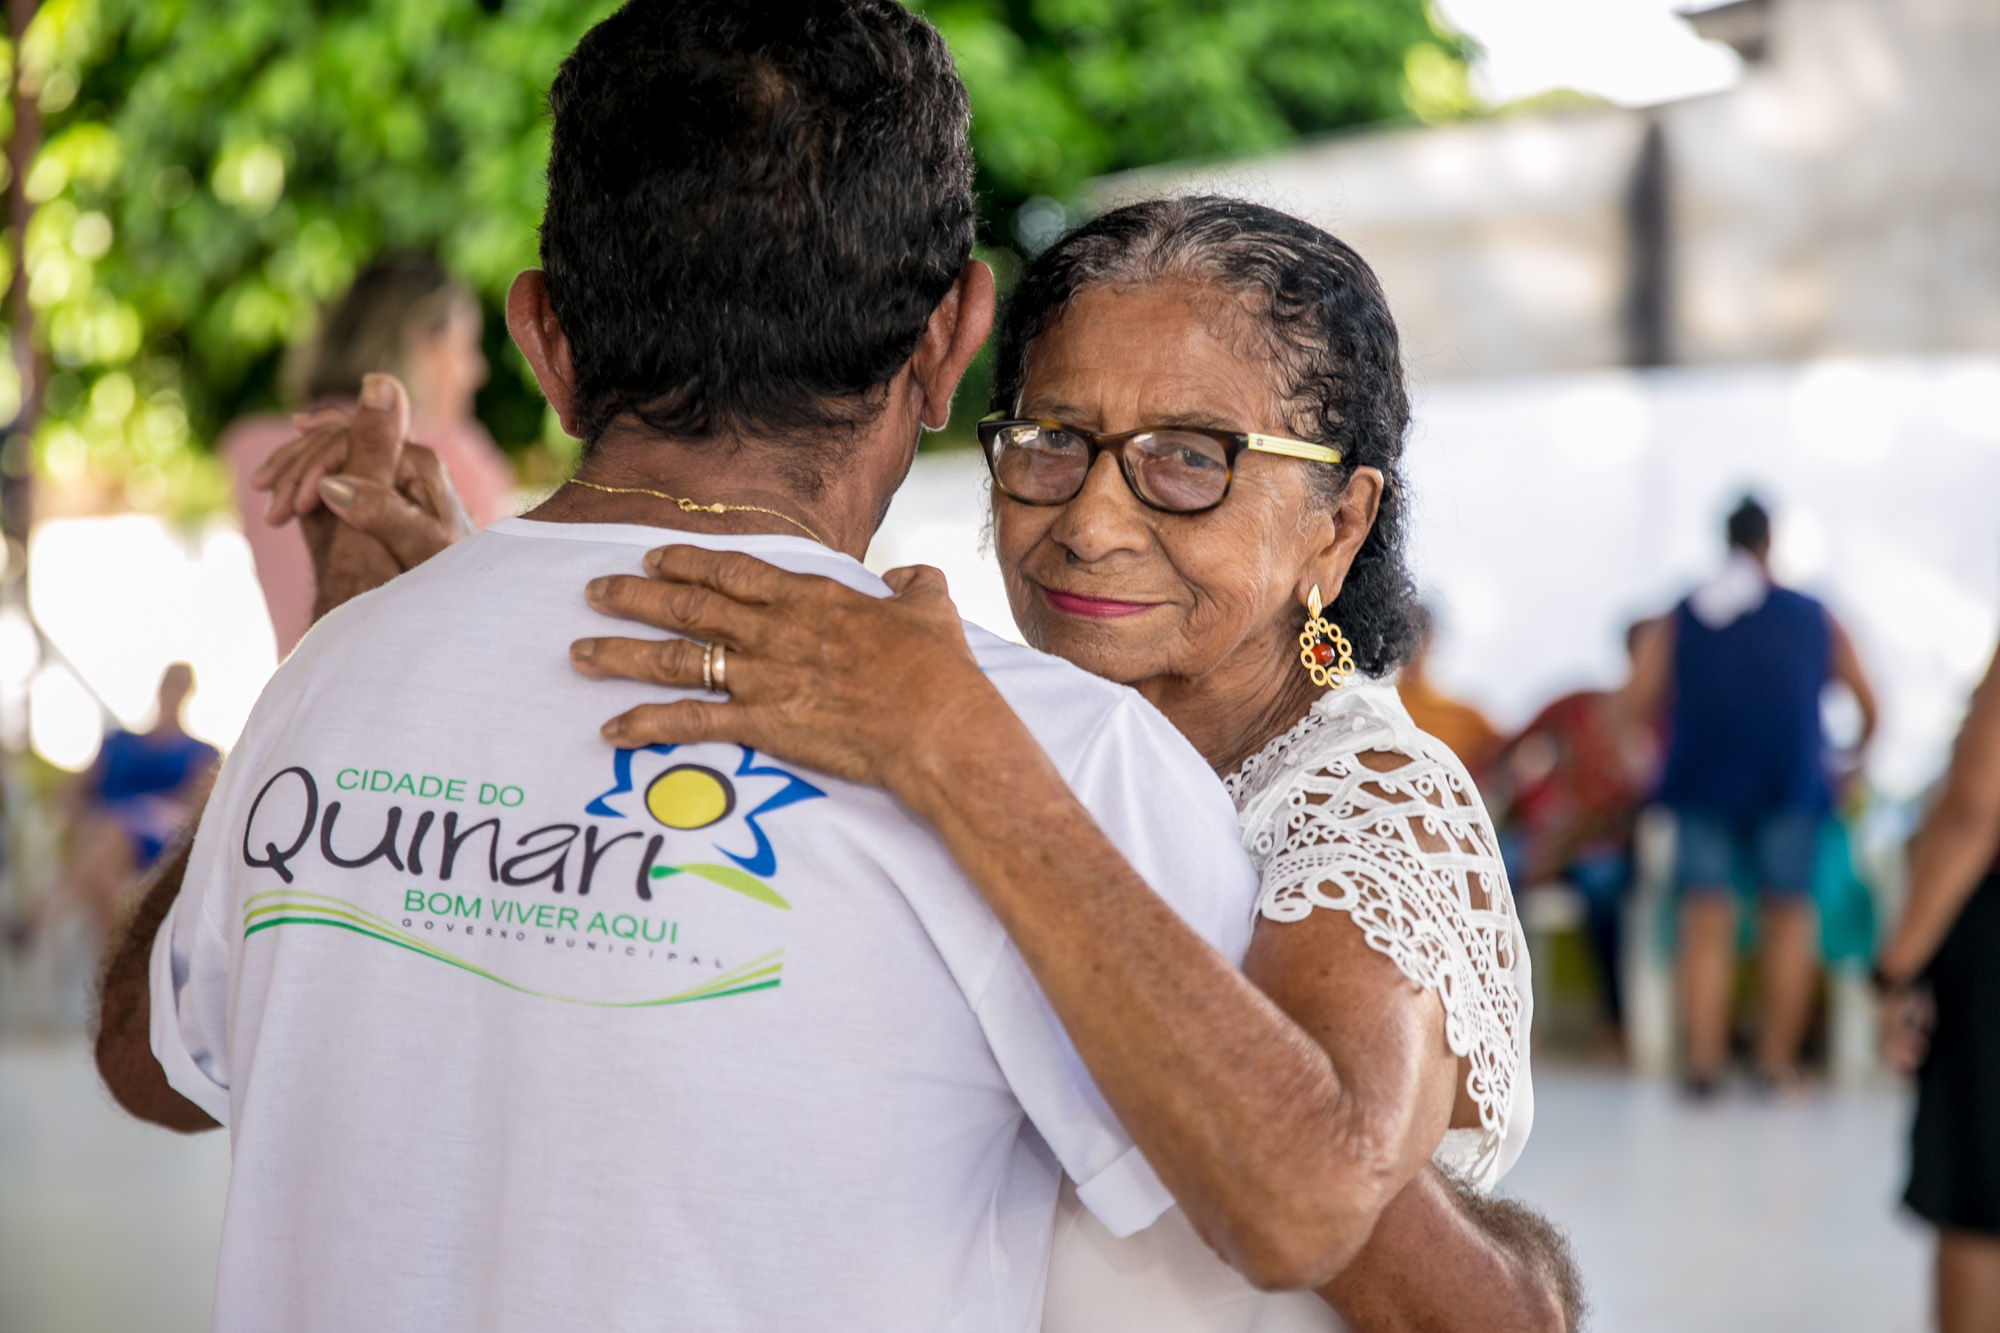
566, 477, 827, 546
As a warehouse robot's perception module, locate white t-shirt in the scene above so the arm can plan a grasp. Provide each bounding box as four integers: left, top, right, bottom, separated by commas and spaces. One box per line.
153, 518, 1258, 1333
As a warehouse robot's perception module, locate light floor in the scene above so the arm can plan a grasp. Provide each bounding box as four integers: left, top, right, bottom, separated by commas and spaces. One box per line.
1499, 1066, 1929, 1331
1, 1042, 228, 1333
0, 1043, 1930, 1332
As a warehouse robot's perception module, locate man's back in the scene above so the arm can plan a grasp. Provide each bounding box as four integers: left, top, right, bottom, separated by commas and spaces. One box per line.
153, 519, 1256, 1331
1660, 584, 1831, 816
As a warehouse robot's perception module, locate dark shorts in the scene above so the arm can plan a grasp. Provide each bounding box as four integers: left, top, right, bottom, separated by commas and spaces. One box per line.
1907, 873, 2000, 1235
1674, 808, 1819, 898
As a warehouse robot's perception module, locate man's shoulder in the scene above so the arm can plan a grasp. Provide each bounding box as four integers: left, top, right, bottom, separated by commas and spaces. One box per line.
295, 526, 597, 644
960, 622, 1254, 951
958, 620, 1223, 803
959, 622, 1166, 753
1765, 584, 1827, 616
248, 526, 616, 741
961, 621, 1129, 705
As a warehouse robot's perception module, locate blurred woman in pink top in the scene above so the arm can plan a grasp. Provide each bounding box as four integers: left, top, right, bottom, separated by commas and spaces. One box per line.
222, 253, 515, 656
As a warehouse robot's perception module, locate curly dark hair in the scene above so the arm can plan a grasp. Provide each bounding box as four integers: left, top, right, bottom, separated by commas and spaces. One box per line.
990, 196, 1423, 677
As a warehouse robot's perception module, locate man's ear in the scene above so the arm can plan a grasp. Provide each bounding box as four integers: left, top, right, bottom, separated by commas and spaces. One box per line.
909, 260, 997, 431
1295, 466, 1385, 610
506, 271, 582, 438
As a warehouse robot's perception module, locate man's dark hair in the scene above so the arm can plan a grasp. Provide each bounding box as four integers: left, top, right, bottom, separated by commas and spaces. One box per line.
542, 0, 974, 470
993, 196, 1422, 677
1726, 495, 1771, 552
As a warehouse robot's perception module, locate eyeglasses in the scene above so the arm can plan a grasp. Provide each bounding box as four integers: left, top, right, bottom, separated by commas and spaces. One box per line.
975, 415, 1342, 515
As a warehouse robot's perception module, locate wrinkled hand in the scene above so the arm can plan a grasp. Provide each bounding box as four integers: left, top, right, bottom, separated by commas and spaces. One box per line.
568, 545, 998, 794
249, 373, 473, 617
1879, 983, 1934, 1075
251, 371, 407, 525
310, 441, 474, 572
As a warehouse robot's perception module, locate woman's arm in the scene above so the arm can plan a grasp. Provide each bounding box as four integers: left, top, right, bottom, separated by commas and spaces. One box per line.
1878, 644, 2000, 991
575, 547, 1474, 1290
927, 721, 1458, 1287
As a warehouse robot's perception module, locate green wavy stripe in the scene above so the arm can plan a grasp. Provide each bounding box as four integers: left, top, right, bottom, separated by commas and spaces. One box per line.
243, 891, 784, 999
241, 893, 782, 1008
243, 916, 781, 1008
244, 895, 464, 965
246, 889, 617, 974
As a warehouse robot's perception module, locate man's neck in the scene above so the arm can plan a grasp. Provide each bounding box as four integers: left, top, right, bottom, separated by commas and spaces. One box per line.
523, 420, 910, 561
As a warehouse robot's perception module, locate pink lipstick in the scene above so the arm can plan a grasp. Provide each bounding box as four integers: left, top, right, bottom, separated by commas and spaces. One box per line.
1040, 587, 1158, 620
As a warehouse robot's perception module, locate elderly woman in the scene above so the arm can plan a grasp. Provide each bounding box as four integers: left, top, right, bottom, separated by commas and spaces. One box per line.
563, 197, 1557, 1329
250, 198, 1569, 1329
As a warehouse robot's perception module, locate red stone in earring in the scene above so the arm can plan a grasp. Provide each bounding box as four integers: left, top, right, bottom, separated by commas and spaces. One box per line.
1297, 584, 1356, 691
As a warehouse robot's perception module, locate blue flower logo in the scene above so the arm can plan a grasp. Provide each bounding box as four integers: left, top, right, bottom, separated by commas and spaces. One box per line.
587, 744, 825, 907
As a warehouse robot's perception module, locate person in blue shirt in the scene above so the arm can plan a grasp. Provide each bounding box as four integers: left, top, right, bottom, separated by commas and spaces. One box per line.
55, 663, 217, 943
1629, 497, 1876, 1096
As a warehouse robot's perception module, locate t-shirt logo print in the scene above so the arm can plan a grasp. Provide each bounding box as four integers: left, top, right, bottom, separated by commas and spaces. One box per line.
586, 744, 827, 910
233, 744, 824, 1008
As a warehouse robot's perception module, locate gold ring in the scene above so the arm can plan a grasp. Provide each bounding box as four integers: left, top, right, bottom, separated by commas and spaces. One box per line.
701, 641, 716, 694
711, 642, 728, 695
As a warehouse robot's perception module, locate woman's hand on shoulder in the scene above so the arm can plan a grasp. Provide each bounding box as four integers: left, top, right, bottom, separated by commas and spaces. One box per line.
571, 546, 1008, 796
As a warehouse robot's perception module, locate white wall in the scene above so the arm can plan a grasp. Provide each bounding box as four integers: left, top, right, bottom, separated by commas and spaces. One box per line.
1667, 0, 2000, 364
1097, 108, 1647, 380
1098, 0, 2000, 381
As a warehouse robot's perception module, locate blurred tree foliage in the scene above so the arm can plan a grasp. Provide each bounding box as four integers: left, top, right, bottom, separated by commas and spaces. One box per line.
16, 0, 617, 516
918, 0, 1472, 247
10, 0, 1468, 515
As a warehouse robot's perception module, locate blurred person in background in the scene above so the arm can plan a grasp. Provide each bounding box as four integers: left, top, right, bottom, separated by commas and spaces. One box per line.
1492, 621, 1662, 1056
34, 663, 215, 948
1877, 642, 2000, 1332
1397, 603, 1503, 777
221, 252, 514, 657
1629, 496, 1876, 1096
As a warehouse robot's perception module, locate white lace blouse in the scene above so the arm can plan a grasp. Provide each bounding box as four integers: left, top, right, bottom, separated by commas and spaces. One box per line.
1042, 680, 1535, 1333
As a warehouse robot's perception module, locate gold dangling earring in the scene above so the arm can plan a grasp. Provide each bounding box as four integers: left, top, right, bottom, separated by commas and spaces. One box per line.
1298, 584, 1356, 691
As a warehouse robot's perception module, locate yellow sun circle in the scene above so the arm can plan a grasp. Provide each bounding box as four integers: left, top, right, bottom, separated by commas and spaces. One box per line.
645, 764, 735, 830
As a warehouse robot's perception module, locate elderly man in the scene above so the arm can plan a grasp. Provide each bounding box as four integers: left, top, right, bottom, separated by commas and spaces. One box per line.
96, 2, 1573, 1329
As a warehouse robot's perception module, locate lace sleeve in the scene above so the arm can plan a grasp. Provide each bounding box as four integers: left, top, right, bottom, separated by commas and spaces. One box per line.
1246, 738, 1524, 1178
